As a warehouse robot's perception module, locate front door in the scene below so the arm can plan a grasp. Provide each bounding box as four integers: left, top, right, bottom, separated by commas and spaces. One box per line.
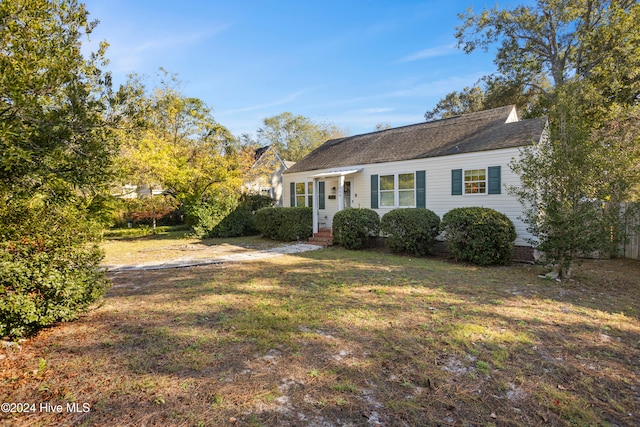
343, 181, 351, 208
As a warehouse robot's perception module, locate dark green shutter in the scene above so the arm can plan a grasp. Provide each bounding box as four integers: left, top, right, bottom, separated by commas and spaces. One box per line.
318, 181, 325, 209
370, 175, 379, 209
488, 166, 501, 194
290, 182, 295, 206
451, 169, 462, 195
416, 170, 426, 208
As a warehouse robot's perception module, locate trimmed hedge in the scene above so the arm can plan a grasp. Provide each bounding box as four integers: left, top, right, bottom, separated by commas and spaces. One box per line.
255, 206, 312, 241
380, 208, 440, 256
440, 207, 516, 266
332, 208, 380, 250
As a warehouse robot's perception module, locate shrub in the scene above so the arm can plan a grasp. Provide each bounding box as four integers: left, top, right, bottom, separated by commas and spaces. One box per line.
209, 194, 275, 238
332, 208, 380, 250
255, 207, 312, 241
187, 201, 232, 238
380, 208, 440, 255
0, 200, 109, 339
440, 207, 516, 266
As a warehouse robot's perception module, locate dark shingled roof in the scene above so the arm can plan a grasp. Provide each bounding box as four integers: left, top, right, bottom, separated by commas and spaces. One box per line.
284, 105, 546, 174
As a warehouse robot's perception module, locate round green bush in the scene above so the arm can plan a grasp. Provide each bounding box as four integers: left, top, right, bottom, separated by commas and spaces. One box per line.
380, 208, 440, 256
440, 207, 516, 266
332, 208, 380, 250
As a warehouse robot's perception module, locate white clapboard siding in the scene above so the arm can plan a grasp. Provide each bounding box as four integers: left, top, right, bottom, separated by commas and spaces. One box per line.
285, 146, 533, 246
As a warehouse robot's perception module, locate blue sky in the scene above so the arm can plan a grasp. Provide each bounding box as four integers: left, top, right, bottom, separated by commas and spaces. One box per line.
82, 1, 518, 139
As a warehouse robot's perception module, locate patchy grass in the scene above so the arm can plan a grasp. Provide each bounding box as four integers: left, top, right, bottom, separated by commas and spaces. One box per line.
1, 240, 639, 426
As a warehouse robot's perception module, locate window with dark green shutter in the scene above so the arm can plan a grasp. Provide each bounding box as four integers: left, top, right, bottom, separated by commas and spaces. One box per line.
370, 175, 379, 209
290, 182, 295, 206
416, 170, 426, 208
488, 166, 501, 194
318, 181, 325, 209
451, 169, 462, 195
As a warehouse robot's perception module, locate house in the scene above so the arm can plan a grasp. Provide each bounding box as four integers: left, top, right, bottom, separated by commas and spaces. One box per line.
282, 105, 547, 256
243, 145, 295, 206
112, 184, 165, 199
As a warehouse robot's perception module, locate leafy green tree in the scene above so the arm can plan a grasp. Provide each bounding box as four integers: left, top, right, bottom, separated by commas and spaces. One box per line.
429, 1, 638, 120
455, 0, 638, 96
448, 0, 640, 277
115, 71, 252, 234
425, 74, 549, 121
0, 0, 115, 337
424, 86, 484, 121
510, 85, 604, 277
257, 112, 345, 162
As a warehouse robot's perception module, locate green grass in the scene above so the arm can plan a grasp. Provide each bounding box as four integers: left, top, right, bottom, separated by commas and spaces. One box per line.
2, 238, 639, 426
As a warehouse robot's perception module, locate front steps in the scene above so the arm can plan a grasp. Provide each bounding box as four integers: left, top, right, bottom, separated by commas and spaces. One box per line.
308, 228, 333, 246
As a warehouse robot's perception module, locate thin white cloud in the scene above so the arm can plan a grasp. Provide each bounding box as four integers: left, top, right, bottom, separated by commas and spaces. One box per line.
308, 72, 487, 110
224, 87, 325, 115
105, 24, 230, 73
397, 43, 458, 63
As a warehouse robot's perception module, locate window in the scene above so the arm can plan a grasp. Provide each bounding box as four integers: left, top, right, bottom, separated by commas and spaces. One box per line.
379, 175, 395, 207
464, 169, 487, 194
295, 182, 306, 206
398, 173, 415, 207
260, 187, 272, 197
293, 181, 313, 207
452, 167, 500, 196
378, 173, 416, 208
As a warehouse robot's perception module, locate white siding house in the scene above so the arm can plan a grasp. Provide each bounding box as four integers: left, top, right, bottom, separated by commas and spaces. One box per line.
282, 105, 546, 248
243, 145, 295, 206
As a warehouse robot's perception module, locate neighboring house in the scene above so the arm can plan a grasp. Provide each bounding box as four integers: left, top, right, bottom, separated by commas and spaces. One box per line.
243, 145, 295, 206
112, 184, 165, 199
282, 105, 547, 254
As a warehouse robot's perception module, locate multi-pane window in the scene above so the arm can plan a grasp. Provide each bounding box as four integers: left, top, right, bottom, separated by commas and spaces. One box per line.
398, 173, 415, 207
379, 173, 416, 207
295, 183, 306, 207
379, 175, 395, 207
294, 182, 313, 207
464, 169, 486, 194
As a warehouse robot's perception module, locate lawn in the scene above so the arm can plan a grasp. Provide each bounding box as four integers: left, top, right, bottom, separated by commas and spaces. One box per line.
1, 234, 639, 426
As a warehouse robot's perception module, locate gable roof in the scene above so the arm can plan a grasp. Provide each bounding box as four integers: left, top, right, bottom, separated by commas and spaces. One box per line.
252, 145, 295, 169
284, 105, 545, 174
253, 145, 272, 162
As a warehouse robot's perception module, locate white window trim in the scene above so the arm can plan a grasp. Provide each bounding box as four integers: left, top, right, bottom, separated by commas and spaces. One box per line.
294, 181, 314, 207
463, 167, 488, 196
379, 172, 416, 208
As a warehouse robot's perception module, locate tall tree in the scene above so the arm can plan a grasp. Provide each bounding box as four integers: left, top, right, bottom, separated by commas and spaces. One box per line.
116, 71, 252, 233
453, 0, 640, 277
257, 112, 345, 162
0, 0, 115, 337
456, 0, 638, 96
425, 74, 550, 121
428, 0, 638, 119
510, 84, 604, 278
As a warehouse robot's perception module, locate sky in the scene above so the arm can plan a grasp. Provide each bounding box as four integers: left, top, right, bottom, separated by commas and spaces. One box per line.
81, 0, 520, 139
